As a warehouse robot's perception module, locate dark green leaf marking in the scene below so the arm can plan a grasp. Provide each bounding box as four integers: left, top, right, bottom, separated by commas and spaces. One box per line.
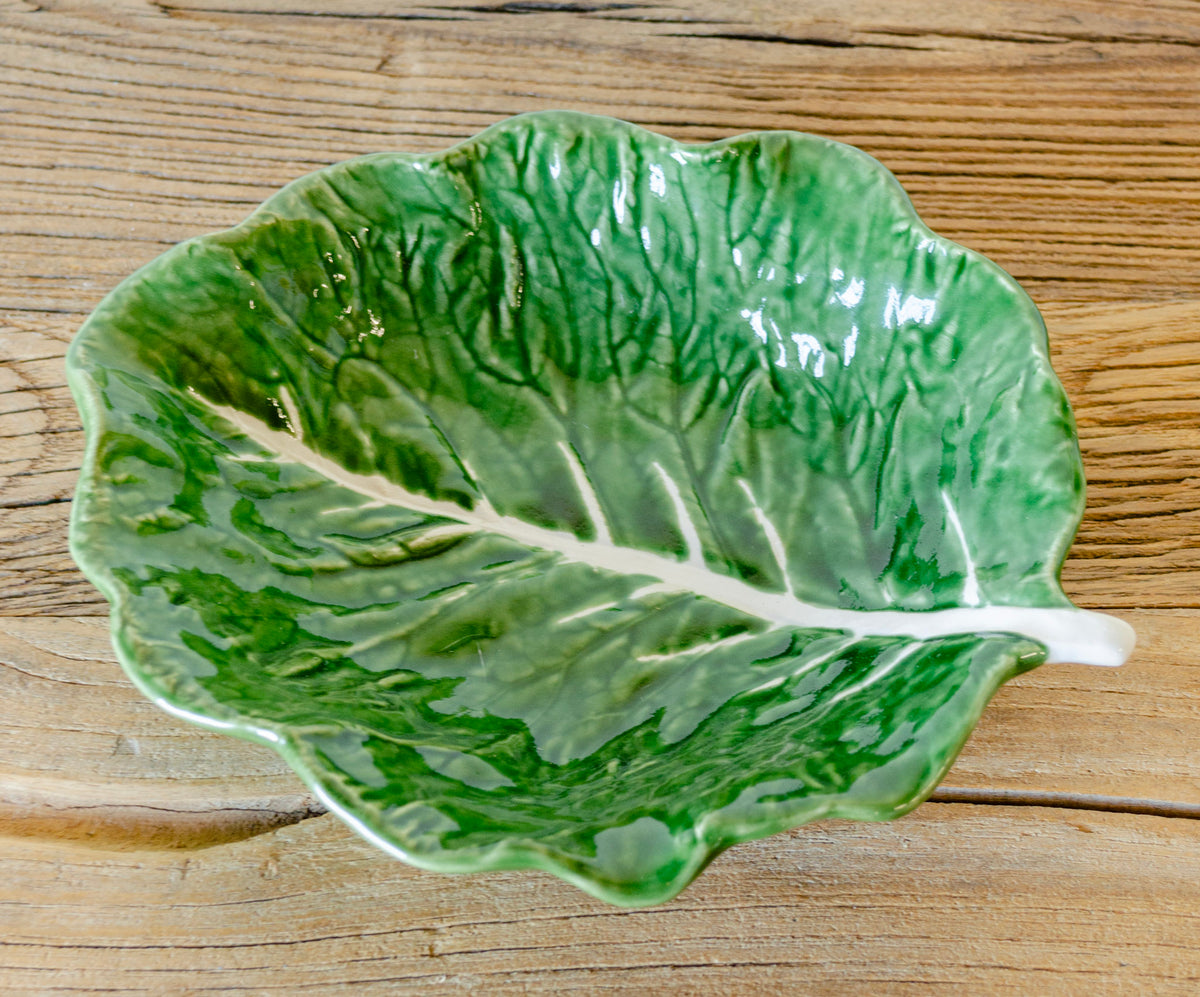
68, 112, 1102, 905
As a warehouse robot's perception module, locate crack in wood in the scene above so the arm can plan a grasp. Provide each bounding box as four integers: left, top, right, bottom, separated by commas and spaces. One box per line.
0, 790, 329, 852
150, 3, 472, 20
872, 25, 1200, 48
596, 15, 731, 24
450, 1, 653, 13
932, 786, 1200, 819
0, 495, 71, 509
63, 801, 328, 818
666, 27, 1200, 51
668, 31, 878, 50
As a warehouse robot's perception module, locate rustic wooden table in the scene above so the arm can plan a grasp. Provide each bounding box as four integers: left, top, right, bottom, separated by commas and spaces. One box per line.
3, 1, 1199, 992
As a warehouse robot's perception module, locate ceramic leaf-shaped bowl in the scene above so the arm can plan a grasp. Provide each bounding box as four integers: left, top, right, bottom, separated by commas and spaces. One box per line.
67, 111, 1133, 906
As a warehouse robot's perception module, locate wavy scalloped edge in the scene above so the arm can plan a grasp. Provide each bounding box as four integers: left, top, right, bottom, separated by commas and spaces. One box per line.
67, 111, 1134, 906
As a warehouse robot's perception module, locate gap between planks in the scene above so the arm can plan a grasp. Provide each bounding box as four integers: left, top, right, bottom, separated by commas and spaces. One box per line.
7, 786, 1200, 857
929, 787, 1200, 821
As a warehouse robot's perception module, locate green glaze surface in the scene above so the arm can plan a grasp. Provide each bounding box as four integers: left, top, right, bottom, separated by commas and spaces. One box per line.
68, 111, 1113, 906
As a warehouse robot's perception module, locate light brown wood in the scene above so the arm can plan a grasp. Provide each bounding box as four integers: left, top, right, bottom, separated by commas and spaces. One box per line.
0, 618, 322, 850
3, 0, 1200, 991
5, 805, 1200, 993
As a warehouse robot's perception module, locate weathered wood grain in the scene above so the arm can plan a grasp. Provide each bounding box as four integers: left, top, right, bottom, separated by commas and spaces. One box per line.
4, 804, 1200, 994
0, 618, 322, 849
1046, 301, 1200, 609
3, 0, 1200, 312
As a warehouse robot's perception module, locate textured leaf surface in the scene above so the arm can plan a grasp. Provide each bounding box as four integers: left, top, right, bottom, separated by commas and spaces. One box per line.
69, 112, 1104, 904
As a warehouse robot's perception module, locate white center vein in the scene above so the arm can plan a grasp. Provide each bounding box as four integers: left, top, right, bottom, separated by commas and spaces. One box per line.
213, 402, 1135, 668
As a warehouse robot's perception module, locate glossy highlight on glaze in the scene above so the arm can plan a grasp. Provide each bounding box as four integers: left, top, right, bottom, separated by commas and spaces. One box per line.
66, 111, 1133, 906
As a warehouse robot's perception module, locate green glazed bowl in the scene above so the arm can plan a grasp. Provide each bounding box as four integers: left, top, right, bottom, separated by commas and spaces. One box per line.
67, 111, 1134, 906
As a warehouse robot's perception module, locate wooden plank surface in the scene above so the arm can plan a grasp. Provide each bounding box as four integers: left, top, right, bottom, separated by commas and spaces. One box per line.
3, 0, 1200, 991
6, 805, 1200, 994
